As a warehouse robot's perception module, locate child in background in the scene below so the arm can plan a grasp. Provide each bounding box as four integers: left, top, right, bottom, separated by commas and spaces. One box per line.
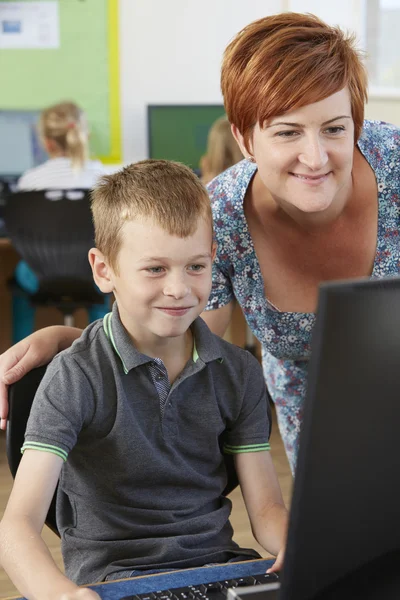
0, 160, 287, 599
18, 101, 104, 190
200, 116, 243, 184
13, 101, 108, 342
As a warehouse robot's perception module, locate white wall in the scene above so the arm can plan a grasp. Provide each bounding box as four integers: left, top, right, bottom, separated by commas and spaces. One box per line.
118, 0, 400, 164
119, 0, 283, 163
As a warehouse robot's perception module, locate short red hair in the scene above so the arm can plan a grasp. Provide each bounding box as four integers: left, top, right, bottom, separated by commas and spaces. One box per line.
221, 12, 368, 151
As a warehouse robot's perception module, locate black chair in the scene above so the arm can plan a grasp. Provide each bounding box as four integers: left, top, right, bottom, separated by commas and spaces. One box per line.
3, 189, 106, 328
6, 364, 59, 536
5, 364, 244, 539
0, 177, 18, 237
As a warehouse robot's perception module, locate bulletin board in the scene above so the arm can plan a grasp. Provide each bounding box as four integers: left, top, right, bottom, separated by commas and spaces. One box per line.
0, 0, 121, 163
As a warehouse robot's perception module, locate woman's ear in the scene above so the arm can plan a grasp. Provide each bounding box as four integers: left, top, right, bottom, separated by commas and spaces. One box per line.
231, 124, 253, 159
211, 241, 217, 262
88, 248, 114, 293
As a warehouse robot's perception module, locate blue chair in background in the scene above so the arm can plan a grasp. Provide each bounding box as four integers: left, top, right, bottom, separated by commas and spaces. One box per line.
3, 189, 110, 343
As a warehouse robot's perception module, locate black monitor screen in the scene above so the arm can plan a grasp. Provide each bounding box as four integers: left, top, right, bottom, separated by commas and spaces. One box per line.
147, 105, 226, 171
281, 276, 400, 600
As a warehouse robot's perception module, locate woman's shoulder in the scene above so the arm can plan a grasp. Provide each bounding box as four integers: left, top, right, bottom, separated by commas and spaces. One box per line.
358, 120, 400, 163
206, 159, 256, 214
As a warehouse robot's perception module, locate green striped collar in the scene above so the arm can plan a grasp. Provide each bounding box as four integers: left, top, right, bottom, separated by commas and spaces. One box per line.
103, 305, 202, 374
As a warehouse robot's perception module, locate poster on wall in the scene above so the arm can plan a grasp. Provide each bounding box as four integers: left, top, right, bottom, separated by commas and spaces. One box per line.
0, 0, 59, 49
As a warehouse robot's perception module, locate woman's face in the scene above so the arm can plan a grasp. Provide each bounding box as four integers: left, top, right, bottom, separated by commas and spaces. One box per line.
233, 88, 355, 215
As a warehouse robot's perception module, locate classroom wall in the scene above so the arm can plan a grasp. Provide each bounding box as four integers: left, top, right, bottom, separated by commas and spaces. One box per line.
119, 0, 282, 163
118, 0, 400, 164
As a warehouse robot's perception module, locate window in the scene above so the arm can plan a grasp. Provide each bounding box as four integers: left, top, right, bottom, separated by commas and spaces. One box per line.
366, 0, 400, 94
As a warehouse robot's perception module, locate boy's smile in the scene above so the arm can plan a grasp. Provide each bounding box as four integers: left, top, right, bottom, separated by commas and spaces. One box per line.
105, 216, 215, 353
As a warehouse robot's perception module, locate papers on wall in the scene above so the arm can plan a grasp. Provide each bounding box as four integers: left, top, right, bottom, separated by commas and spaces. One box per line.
0, 1, 59, 49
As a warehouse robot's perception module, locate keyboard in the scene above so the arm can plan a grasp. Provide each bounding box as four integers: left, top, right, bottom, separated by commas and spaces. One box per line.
121, 572, 280, 600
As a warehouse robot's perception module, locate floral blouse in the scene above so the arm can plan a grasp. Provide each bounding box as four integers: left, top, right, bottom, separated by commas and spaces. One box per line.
205, 120, 400, 443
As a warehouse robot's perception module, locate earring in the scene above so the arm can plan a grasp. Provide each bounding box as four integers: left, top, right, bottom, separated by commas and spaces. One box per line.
247, 156, 255, 163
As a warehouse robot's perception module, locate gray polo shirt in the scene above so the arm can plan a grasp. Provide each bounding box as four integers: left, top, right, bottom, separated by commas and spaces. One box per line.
23, 302, 271, 585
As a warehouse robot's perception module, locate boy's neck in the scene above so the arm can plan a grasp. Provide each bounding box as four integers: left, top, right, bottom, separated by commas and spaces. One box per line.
124, 321, 194, 384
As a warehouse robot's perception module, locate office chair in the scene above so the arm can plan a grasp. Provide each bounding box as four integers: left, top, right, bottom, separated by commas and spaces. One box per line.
0, 177, 18, 237
6, 364, 59, 536
5, 363, 245, 539
3, 189, 109, 342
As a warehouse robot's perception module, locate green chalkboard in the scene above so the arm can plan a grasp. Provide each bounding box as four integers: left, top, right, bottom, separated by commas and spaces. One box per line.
148, 105, 226, 171
0, 0, 121, 162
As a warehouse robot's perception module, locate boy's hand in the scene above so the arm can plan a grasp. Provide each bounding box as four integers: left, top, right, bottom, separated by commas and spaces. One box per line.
59, 587, 101, 600
267, 545, 285, 574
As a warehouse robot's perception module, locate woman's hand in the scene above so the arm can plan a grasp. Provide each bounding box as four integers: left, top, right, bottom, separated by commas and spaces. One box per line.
0, 326, 81, 430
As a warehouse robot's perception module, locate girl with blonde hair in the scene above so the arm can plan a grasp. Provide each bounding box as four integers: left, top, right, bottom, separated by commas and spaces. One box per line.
13, 101, 107, 342
200, 116, 243, 184
18, 101, 104, 190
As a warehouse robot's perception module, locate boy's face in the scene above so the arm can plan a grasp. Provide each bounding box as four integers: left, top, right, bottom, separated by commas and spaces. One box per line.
103, 216, 215, 344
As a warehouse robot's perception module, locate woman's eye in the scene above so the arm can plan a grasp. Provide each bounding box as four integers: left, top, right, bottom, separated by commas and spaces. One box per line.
324, 126, 345, 135
276, 130, 299, 138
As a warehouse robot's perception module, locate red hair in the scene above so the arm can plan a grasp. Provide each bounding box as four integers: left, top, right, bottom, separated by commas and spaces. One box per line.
221, 13, 368, 151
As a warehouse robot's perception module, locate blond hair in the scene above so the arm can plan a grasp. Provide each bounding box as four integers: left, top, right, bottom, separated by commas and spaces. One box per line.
39, 101, 89, 170
201, 117, 243, 184
91, 159, 213, 271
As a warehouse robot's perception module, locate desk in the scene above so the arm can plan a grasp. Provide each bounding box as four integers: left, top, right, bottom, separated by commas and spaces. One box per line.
6, 559, 274, 600
0, 239, 19, 353
0, 238, 90, 353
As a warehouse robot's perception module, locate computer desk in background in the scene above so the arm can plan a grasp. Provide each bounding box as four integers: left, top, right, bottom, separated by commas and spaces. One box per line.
4, 558, 274, 600
0, 238, 19, 352
0, 238, 91, 353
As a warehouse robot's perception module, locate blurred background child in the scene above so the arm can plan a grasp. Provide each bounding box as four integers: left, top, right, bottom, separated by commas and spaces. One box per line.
18, 101, 104, 190
199, 116, 243, 184
13, 101, 108, 342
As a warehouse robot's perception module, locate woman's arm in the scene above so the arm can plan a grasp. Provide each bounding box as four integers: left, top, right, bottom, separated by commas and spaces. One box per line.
0, 326, 82, 430
200, 301, 235, 338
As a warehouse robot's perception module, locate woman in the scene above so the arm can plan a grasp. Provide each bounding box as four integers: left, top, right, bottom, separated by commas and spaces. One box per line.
1, 14, 399, 473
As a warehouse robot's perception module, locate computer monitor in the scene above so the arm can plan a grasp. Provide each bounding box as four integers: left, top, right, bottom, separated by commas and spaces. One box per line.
279, 276, 400, 599
147, 104, 226, 171
0, 110, 47, 179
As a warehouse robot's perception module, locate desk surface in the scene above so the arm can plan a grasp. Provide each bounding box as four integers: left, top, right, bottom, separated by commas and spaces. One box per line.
7, 559, 274, 600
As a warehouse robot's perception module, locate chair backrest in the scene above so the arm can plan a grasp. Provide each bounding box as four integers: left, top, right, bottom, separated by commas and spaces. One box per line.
6, 364, 59, 536
3, 189, 95, 281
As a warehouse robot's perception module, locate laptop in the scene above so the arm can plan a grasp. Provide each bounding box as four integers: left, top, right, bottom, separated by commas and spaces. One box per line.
230, 276, 400, 600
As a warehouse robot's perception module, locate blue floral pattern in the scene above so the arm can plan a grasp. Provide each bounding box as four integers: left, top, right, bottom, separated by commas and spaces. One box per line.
205, 120, 400, 473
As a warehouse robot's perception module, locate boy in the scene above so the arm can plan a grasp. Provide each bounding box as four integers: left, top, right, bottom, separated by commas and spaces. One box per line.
0, 160, 287, 599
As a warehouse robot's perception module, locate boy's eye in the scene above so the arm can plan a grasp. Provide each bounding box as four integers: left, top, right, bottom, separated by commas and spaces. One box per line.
147, 266, 164, 273
188, 264, 205, 272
